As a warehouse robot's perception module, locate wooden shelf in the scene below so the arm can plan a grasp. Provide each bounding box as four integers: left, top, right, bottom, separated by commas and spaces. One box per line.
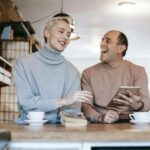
0, 21, 35, 38
0, 56, 12, 87
0, 56, 12, 69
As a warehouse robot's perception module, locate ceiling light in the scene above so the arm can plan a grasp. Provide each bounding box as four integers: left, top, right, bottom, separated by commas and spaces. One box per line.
118, 1, 136, 7
52, 0, 80, 40
70, 32, 80, 40
118, 2, 136, 13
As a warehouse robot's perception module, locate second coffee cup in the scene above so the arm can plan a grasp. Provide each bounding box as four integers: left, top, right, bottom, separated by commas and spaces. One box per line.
129, 112, 150, 122
27, 111, 45, 120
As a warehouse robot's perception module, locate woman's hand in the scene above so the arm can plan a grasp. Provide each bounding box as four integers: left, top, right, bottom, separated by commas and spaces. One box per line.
59, 91, 93, 106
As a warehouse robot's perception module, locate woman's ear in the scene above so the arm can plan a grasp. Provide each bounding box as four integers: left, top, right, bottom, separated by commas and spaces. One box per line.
44, 29, 50, 38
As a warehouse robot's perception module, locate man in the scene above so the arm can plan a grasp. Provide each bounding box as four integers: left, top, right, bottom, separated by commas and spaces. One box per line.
13, 16, 92, 124
81, 30, 150, 123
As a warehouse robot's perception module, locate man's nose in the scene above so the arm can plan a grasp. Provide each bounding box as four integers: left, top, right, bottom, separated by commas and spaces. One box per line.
101, 39, 106, 46
100, 42, 105, 48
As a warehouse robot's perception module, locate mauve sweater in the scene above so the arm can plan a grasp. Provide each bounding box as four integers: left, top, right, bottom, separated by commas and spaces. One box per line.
13, 45, 81, 124
81, 60, 150, 122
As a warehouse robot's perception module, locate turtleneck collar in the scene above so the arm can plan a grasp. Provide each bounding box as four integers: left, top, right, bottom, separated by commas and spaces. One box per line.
36, 44, 64, 65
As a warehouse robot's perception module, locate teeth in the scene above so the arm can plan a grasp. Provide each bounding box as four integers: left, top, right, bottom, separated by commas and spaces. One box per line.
101, 48, 108, 53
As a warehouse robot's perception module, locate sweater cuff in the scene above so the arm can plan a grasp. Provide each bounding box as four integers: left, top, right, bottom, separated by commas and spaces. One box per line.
135, 101, 144, 111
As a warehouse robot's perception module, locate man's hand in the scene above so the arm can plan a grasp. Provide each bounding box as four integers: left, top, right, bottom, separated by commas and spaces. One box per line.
103, 110, 119, 123
113, 90, 143, 110
62, 90, 93, 106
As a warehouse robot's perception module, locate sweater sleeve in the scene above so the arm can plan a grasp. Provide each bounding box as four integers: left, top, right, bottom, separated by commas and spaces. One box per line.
60, 68, 81, 114
13, 59, 61, 112
133, 67, 150, 111
81, 69, 103, 122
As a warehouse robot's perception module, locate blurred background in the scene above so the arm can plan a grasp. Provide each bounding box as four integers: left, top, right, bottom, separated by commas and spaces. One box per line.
13, 0, 150, 73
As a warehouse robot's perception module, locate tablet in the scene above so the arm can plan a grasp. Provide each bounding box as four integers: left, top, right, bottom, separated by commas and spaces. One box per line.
118, 86, 140, 96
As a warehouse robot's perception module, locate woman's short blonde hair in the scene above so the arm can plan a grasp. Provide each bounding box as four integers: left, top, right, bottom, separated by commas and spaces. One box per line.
43, 17, 72, 43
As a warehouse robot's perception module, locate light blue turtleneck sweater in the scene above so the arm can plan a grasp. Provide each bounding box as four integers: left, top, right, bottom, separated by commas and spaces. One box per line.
13, 45, 81, 124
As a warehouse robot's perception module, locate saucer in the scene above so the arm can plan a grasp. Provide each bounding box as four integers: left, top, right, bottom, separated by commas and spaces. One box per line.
130, 119, 150, 124
25, 120, 48, 126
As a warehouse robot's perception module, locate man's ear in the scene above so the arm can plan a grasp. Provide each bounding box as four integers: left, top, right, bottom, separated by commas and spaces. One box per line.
118, 44, 126, 54
44, 30, 50, 38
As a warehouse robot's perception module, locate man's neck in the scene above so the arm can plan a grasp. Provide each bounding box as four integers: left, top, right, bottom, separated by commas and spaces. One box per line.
106, 59, 123, 69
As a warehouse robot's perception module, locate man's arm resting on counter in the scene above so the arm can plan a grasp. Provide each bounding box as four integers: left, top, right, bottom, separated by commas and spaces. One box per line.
82, 103, 104, 123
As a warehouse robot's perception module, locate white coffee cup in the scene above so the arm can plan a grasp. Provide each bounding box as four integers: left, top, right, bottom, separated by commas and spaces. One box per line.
27, 112, 45, 120
129, 112, 150, 122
